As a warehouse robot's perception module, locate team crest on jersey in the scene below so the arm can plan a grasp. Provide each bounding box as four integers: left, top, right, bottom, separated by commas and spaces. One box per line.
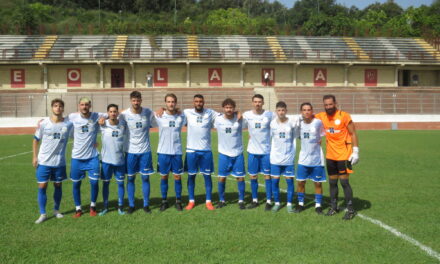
61, 126, 68, 133
136, 122, 142, 128
335, 119, 341, 125
225, 127, 232, 133
88, 119, 94, 124
310, 127, 316, 133
169, 121, 176, 127
263, 117, 269, 123
81, 125, 89, 133
142, 116, 147, 121
279, 132, 286, 138
255, 123, 261, 129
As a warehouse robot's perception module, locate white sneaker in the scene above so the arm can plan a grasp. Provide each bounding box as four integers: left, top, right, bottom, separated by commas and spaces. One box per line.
35, 214, 47, 224
54, 210, 64, 219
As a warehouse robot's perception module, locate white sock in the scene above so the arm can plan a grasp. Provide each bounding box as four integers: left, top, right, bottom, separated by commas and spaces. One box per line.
315, 203, 321, 208
189, 199, 195, 203
253, 199, 258, 203
75, 205, 81, 211
90, 202, 96, 207
266, 200, 272, 204
238, 200, 244, 203
299, 202, 304, 206
205, 200, 211, 203
287, 202, 292, 206
275, 202, 280, 205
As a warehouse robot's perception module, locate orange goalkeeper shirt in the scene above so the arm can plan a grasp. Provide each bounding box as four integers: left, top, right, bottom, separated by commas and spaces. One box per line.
315, 110, 353, 161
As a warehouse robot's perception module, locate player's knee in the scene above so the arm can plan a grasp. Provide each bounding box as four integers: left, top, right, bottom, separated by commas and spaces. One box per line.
237, 177, 244, 182
173, 174, 181, 180
340, 179, 350, 188
38, 182, 48, 189
250, 175, 257, 180
142, 174, 150, 182
53, 182, 61, 188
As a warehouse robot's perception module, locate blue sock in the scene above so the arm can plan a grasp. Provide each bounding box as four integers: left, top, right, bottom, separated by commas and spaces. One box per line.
142, 175, 150, 207
218, 181, 226, 201
102, 181, 110, 209
237, 180, 245, 201
203, 174, 212, 201
90, 179, 99, 204
286, 178, 294, 203
315, 194, 323, 205
298, 192, 305, 204
38, 187, 47, 214
251, 179, 258, 200
265, 178, 272, 202
117, 181, 125, 207
73, 181, 82, 207
127, 176, 135, 207
175, 179, 182, 200
188, 174, 196, 201
272, 178, 280, 203
161, 178, 168, 200
53, 185, 62, 211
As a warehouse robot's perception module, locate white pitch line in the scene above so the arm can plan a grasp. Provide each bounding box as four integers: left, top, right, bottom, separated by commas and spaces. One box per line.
221, 177, 440, 262
0, 151, 33, 161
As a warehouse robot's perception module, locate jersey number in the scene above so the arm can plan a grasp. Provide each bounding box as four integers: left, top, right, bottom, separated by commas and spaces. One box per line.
53, 132, 61, 139
197, 116, 203, 123
81, 125, 89, 133
279, 132, 286, 138
169, 121, 176, 127
112, 131, 119, 137
255, 123, 261, 129
136, 122, 143, 128
303, 132, 310, 139
329, 127, 335, 134
225, 127, 232, 133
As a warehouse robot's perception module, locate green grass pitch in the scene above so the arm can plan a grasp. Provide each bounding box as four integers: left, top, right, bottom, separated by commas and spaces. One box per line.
0, 131, 439, 263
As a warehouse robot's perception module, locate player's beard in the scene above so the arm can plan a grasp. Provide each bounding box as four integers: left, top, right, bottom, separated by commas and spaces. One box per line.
325, 107, 336, 116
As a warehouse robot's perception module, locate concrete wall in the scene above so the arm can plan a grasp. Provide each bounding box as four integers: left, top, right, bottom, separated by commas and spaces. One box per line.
0, 63, 439, 90
0, 65, 42, 89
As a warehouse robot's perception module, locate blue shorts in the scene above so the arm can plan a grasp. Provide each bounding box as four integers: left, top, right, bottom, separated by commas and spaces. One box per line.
247, 153, 270, 176
101, 162, 126, 182
185, 151, 214, 175
157, 154, 183, 176
218, 153, 246, 178
270, 164, 295, 177
70, 156, 100, 181
296, 165, 326, 182
36, 165, 67, 183
126, 152, 154, 176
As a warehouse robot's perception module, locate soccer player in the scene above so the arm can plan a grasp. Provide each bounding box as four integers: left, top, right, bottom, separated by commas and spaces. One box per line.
32, 99, 73, 224
155, 93, 186, 211
119, 91, 156, 214
315, 94, 359, 220
269, 101, 298, 212
243, 94, 274, 210
183, 94, 218, 211
294, 102, 326, 215
99, 104, 126, 216
69, 97, 107, 218
215, 98, 246, 210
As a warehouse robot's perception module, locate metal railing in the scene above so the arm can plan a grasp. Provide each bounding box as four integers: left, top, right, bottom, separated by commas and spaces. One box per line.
1, 48, 439, 62
1, 90, 439, 118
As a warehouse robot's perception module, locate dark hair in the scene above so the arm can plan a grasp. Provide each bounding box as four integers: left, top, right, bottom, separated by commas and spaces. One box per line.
51, 98, 64, 107
165, 93, 177, 102
222, 98, 236, 108
252, 94, 264, 101
194, 94, 204, 100
130, 91, 142, 99
276, 101, 287, 109
323, 94, 336, 102
107, 104, 119, 111
300, 102, 313, 110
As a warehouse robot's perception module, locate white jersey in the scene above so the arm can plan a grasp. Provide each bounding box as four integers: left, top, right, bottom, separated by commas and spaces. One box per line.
243, 110, 274, 155
156, 112, 186, 155
34, 117, 73, 167
298, 118, 325, 166
270, 117, 298, 166
184, 108, 219, 151
214, 114, 243, 157
68, 112, 106, 160
100, 120, 126, 166
119, 107, 156, 154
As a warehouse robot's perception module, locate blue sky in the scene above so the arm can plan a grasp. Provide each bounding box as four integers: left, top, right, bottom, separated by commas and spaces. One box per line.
272, 0, 434, 9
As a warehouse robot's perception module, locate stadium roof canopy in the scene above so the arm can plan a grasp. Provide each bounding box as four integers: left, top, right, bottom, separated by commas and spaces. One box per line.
0, 35, 439, 65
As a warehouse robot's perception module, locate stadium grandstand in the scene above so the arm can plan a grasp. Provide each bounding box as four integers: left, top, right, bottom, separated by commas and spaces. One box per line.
0, 35, 439, 127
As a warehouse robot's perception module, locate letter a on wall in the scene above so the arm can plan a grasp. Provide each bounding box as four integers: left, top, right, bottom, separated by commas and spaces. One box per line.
67, 69, 81, 87
261, 68, 275, 86
154, 68, 168, 87
314, 68, 327, 86
11, 69, 25, 88
208, 68, 222, 86
365, 69, 378, 86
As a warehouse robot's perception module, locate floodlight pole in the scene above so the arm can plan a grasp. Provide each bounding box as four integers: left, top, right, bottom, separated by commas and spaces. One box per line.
174, 0, 177, 25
